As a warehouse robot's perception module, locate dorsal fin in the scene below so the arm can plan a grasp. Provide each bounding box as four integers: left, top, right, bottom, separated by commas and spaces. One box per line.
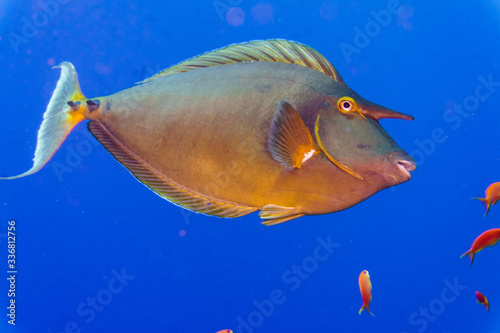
139, 39, 344, 84
88, 121, 258, 219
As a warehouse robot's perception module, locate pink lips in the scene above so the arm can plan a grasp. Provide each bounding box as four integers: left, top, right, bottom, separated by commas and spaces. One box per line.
396, 159, 416, 179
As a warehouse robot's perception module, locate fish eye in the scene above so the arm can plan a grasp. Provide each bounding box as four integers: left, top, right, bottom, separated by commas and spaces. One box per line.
340, 100, 353, 111
337, 97, 356, 113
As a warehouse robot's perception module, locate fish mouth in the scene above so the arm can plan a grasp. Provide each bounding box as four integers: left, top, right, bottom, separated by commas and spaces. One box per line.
394, 158, 416, 180
388, 154, 416, 182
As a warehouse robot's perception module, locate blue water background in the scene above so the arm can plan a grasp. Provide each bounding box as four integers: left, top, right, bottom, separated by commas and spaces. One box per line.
1, 0, 500, 332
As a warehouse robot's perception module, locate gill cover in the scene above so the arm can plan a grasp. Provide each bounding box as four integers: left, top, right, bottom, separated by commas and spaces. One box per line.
314, 115, 363, 180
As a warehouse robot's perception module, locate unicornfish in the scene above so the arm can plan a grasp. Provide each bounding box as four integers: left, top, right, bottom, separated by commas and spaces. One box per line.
1, 39, 416, 225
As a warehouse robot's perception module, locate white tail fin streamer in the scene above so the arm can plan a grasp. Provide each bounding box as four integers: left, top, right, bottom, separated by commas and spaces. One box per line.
1, 62, 87, 179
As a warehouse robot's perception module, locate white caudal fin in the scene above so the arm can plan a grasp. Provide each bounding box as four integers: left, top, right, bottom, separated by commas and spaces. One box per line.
1, 62, 87, 179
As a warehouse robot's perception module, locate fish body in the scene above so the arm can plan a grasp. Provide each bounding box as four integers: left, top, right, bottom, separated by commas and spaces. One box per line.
473, 182, 500, 217
1, 40, 415, 225
461, 228, 500, 265
475, 291, 490, 312
358, 270, 374, 316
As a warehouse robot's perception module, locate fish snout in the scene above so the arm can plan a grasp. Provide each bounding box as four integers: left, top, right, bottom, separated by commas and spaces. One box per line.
389, 153, 416, 181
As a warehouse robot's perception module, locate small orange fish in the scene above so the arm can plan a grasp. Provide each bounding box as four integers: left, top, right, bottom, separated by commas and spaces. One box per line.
475, 291, 490, 312
461, 228, 500, 266
473, 182, 500, 217
215, 330, 232, 333
358, 270, 375, 316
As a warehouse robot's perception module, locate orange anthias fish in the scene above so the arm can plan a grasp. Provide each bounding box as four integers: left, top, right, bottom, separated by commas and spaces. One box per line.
473, 182, 500, 217
215, 330, 232, 333
358, 270, 375, 316
461, 228, 500, 266
475, 291, 490, 312
0, 40, 415, 225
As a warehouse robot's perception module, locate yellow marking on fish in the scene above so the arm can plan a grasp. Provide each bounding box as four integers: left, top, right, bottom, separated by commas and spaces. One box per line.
314, 115, 364, 180
337, 96, 366, 119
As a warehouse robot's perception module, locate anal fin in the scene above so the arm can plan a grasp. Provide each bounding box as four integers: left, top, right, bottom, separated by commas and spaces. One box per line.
259, 204, 304, 226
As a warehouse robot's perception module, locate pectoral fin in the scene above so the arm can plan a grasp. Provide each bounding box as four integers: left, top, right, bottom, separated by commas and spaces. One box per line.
268, 100, 318, 169
259, 204, 304, 226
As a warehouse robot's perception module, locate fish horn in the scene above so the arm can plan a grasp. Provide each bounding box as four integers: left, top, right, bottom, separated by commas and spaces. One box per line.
361, 101, 414, 121
1, 62, 87, 179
